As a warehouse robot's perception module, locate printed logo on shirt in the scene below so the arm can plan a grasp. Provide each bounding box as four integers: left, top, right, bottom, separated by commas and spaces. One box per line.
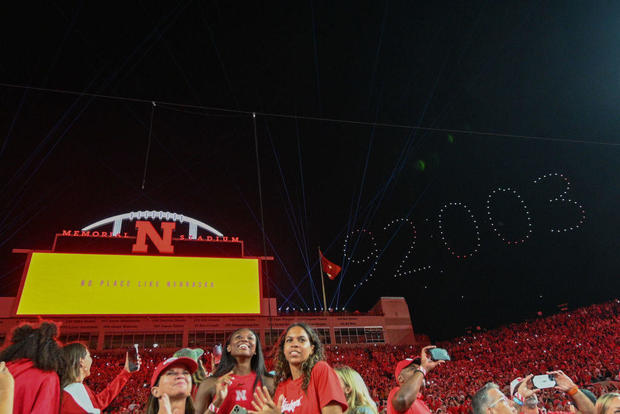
281, 396, 303, 413
236, 390, 247, 401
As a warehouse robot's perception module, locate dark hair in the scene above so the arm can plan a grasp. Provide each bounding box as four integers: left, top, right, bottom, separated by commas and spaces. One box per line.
144, 394, 195, 414
145, 374, 196, 414
274, 322, 324, 391
0, 321, 64, 375
61, 342, 88, 388
213, 328, 270, 391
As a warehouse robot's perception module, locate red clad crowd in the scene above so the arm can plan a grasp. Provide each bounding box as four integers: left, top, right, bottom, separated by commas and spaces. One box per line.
0, 300, 618, 413
326, 300, 619, 414
74, 300, 618, 413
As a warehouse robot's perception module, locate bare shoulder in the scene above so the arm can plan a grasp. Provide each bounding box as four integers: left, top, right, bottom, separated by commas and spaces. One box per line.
197, 376, 218, 395
195, 377, 218, 412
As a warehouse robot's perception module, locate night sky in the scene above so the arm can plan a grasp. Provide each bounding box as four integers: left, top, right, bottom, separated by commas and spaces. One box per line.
1, 2, 618, 340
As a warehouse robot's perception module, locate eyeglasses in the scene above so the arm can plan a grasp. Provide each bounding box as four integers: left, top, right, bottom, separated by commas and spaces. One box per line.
488, 395, 510, 409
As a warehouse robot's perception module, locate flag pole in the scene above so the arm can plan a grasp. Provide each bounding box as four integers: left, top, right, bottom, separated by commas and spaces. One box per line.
318, 247, 328, 314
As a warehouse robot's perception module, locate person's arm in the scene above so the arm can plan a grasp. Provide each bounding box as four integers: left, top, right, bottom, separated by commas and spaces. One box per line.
548, 371, 594, 414
194, 377, 217, 414
263, 375, 276, 396
196, 371, 234, 414
391, 346, 444, 413
92, 353, 137, 409
322, 403, 344, 414
0, 362, 14, 414
516, 374, 542, 404
391, 371, 424, 412
91, 370, 132, 408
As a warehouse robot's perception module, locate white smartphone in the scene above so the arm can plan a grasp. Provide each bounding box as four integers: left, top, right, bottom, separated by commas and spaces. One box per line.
532, 374, 556, 389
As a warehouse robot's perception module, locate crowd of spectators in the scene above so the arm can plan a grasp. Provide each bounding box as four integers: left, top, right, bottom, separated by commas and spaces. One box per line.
73, 300, 620, 413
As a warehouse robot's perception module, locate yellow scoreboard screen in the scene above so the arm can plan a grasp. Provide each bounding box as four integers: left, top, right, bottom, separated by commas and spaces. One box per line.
16, 252, 261, 315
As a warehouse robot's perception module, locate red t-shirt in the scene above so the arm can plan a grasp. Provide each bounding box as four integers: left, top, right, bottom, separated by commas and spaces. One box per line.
387, 386, 431, 414
275, 361, 347, 414
218, 372, 260, 414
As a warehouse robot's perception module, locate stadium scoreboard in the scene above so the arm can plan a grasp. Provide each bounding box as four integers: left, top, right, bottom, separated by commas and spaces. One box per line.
13, 213, 267, 316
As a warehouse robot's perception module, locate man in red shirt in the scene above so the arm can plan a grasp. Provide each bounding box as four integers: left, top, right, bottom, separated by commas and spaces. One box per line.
387, 346, 446, 414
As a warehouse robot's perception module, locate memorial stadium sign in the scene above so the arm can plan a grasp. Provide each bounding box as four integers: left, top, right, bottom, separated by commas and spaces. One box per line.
12, 210, 265, 316
55, 210, 241, 255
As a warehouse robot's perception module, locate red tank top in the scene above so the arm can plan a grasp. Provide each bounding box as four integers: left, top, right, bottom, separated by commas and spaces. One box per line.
217, 372, 260, 414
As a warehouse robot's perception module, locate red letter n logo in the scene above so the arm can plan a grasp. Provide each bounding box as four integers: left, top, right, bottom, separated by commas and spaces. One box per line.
132, 221, 175, 254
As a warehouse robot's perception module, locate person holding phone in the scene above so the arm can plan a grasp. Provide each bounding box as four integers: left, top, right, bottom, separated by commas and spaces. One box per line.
195, 328, 274, 414
60, 342, 140, 413
248, 322, 347, 414
387, 345, 446, 414
510, 372, 595, 414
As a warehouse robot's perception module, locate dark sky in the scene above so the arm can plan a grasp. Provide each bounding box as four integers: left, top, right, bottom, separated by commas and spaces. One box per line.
0, 2, 618, 340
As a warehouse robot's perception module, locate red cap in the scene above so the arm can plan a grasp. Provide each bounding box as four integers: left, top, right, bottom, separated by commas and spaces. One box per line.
150, 356, 198, 387
394, 357, 421, 381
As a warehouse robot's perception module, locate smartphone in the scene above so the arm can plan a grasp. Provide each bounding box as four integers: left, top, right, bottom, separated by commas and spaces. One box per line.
429, 348, 451, 361
213, 344, 222, 365
231, 405, 247, 414
127, 344, 139, 372
532, 374, 556, 389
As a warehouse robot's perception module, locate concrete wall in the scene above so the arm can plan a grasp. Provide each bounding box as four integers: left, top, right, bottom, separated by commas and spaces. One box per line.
0, 297, 416, 350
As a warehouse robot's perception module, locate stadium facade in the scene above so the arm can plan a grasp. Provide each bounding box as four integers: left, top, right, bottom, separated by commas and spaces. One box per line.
0, 212, 415, 350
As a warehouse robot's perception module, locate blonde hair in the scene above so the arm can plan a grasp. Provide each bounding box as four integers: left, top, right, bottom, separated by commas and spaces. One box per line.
335, 366, 378, 414
595, 393, 620, 414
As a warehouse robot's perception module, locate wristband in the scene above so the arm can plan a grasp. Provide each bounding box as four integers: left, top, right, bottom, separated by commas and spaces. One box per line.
209, 403, 220, 413
567, 387, 579, 396
415, 366, 427, 377
513, 393, 525, 406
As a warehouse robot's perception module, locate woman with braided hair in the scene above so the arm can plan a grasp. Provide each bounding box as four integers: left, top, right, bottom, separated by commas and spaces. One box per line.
250, 322, 347, 414
0, 321, 64, 414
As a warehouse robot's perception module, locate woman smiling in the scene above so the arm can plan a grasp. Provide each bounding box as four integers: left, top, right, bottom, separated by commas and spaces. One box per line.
195, 328, 273, 414
250, 323, 347, 414
146, 356, 198, 414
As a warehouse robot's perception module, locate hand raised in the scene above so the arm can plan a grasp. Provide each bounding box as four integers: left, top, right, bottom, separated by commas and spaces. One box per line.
517, 375, 541, 399
548, 370, 576, 392
124, 351, 142, 373
249, 386, 283, 414
157, 393, 172, 414
214, 371, 235, 406
420, 345, 445, 373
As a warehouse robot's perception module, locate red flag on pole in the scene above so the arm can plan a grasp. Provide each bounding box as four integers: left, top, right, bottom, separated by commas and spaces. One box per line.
319, 250, 342, 280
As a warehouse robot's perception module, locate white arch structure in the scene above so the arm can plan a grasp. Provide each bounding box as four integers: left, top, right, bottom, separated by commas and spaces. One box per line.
82, 210, 224, 239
